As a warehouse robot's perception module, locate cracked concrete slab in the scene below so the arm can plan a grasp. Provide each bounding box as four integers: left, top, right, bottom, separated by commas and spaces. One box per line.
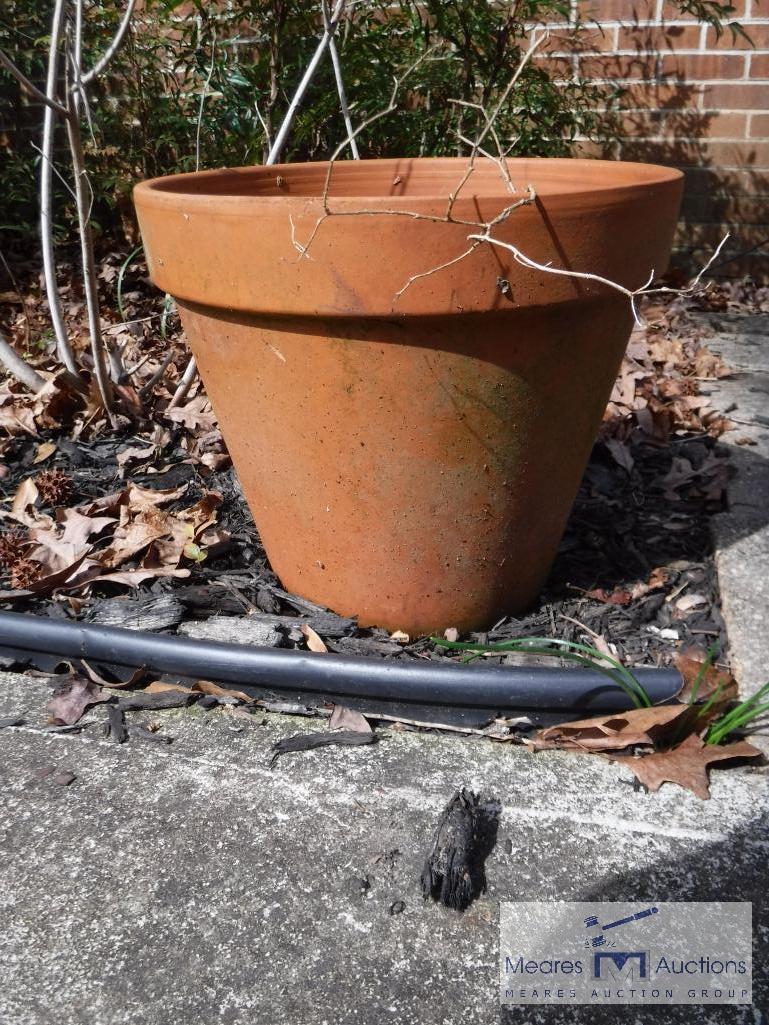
0, 673, 766, 1025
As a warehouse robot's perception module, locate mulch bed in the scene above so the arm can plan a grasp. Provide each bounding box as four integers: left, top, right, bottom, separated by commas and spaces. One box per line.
1, 253, 767, 678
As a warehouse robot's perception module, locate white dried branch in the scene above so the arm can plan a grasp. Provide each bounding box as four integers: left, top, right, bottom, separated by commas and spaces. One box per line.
322, 0, 359, 159
138, 349, 176, 399
266, 0, 347, 165
81, 0, 138, 85
394, 242, 483, 299
195, 29, 218, 173
65, 73, 114, 410
393, 188, 536, 300
40, 0, 81, 382
0, 50, 69, 115
168, 356, 198, 409
0, 329, 46, 393
467, 232, 731, 327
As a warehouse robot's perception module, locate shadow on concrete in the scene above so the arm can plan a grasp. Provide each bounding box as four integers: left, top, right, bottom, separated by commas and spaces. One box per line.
499, 808, 768, 1024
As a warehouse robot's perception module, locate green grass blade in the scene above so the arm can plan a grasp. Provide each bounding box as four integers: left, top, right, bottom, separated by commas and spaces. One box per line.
688, 643, 719, 705
430, 635, 651, 708
117, 244, 144, 322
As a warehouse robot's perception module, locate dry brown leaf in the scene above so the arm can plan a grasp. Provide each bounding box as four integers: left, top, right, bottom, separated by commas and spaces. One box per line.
10, 477, 40, 526
126, 481, 189, 512
70, 564, 191, 588
103, 506, 175, 567
145, 680, 253, 703
197, 527, 232, 559
584, 586, 633, 606
178, 492, 222, 537
80, 662, 147, 689
144, 681, 192, 695
604, 438, 634, 474
0, 551, 90, 599
76, 490, 129, 518
692, 347, 731, 379
611, 734, 762, 799
192, 680, 254, 704
33, 441, 57, 464
116, 445, 155, 474
328, 704, 372, 733
47, 675, 108, 725
674, 651, 737, 705
58, 508, 116, 548
530, 705, 689, 753
164, 396, 216, 432
301, 623, 328, 653
0, 402, 38, 436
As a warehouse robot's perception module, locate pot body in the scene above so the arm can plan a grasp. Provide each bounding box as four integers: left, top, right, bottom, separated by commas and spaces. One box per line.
134, 157, 683, 633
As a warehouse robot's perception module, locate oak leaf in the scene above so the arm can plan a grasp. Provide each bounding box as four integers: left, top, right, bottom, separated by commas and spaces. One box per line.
611, 734, 763, 799
529, 705, 688, 752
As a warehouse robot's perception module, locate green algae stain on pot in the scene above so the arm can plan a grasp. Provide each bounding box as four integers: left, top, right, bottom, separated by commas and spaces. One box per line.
135, 157, 683, 634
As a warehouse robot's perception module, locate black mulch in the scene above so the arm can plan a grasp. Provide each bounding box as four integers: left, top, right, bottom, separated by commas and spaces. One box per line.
0, 421, 728, 672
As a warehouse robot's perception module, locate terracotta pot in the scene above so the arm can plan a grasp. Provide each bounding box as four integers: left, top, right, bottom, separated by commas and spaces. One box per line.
134, 157, 683, 634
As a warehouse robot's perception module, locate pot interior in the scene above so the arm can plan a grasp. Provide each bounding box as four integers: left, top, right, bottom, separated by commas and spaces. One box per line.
142, 155, 682, 202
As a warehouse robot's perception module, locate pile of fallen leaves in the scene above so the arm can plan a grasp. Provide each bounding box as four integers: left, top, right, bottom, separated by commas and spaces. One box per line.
528, 651, 763, 799
601, 300, 733, 447
0, 470, 229, 600
0, 249, 193, 438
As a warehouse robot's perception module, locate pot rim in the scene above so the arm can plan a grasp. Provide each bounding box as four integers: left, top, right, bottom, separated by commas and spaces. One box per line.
133, 155, 684, 317
134, 155, 683, 212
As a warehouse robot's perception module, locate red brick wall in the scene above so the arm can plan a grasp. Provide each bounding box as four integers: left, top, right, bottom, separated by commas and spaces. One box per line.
543, 0, 769, 279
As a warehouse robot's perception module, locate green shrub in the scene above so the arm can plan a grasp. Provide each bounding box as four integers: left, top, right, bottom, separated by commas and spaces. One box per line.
0, 0, 744, 244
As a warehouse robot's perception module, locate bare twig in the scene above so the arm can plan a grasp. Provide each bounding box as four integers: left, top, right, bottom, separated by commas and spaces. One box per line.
64, 6, 117, 411
65, 75, 114, 410
195, 29, 217, 173
39, 0, 81, 382
322, 0, 359, 159
0, 50, 69, 115
266, 0, 347, 164
0, 330, 46, 393
168, 356, 198, 409
138, 349, 177, 399
0, 248, 30, 348
476, 30, 547, 155
393, 187, 536, 300
394, 242, 483, 299
81, 0, 138, 85
467, 232, 731, 327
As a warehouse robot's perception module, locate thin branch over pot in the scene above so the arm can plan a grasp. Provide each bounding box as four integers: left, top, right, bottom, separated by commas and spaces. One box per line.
467, 232, 731, 327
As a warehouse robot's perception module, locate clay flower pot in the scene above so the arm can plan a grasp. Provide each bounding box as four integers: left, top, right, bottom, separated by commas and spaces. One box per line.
134, 157, 682, 634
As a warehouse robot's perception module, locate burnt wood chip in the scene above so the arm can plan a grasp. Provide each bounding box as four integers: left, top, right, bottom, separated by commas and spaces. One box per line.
270, 729, 377, 765
118, 691, 197, 712
127, 725, 173, 744
106, 704, 128, 744
0, 714, 25, 728
88, 594, 185, 632
421, 787, 501, 912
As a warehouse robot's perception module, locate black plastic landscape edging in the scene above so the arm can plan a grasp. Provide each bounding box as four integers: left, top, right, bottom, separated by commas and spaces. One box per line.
0, 610, 682, 712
